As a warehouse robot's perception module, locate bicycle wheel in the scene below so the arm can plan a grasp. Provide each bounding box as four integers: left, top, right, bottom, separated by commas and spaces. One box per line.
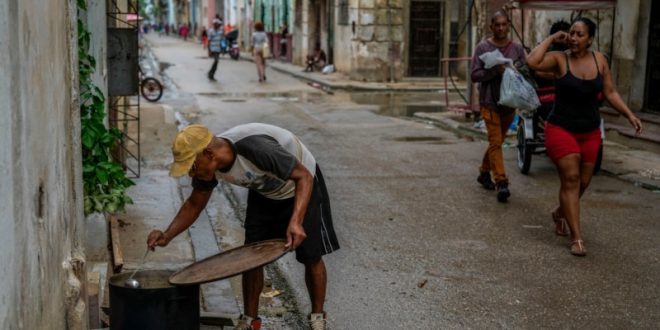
141, 77, 163, 102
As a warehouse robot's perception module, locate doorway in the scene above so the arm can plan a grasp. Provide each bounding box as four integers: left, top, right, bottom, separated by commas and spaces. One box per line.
645, 1, 660, 112
408, 0, 444, 77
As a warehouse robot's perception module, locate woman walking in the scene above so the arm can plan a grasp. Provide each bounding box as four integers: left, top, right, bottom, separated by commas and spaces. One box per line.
527, 17, 642, 256
252, 22, 268, 82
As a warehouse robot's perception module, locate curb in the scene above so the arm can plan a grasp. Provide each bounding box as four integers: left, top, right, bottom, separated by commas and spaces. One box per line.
240, 55, 452, 92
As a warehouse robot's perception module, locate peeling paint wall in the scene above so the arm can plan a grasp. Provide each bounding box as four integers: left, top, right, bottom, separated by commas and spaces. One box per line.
292, 0, 306, 65
83, 0, 108, 115
349, 0, 404, 82
612, 0, 649, 110
0, 0, 86, 329
332, 0, 357, 73
83, 0, 110, 262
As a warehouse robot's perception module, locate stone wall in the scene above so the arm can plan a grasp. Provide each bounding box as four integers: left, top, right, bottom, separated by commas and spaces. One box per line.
0, 0, 86, 329
349, 0, 404, 82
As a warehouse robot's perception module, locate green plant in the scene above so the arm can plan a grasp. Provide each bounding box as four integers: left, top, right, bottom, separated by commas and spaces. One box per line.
78, 0, 134, 215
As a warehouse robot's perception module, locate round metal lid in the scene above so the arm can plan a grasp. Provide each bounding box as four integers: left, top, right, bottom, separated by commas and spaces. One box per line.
169, 239, 288, 285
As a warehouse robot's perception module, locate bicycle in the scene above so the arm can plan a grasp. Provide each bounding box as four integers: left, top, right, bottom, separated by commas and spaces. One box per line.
139, 66, 163, 102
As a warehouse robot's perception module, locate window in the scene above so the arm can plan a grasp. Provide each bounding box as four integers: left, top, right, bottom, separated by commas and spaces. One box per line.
338, 0, 349, 25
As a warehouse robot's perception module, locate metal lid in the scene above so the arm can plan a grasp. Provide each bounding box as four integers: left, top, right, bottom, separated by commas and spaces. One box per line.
169, 239, 288, 285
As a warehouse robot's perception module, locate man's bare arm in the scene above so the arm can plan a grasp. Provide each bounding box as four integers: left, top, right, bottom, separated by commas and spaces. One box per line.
147, 188, 213, 249
285, 162, 314, 249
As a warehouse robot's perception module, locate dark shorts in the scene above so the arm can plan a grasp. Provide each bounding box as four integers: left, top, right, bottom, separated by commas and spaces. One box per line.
244, 165, 340, 264
545, 123, 601, 164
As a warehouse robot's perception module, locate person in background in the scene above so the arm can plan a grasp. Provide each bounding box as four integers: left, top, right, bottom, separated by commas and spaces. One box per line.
181, 23, 189, 41
534, 20, 571, 87
471, 11, 526, 203
531, 20, 572, 123
304, 44, 326, 72
252, 21, 268, 82
280, 22, 289, 58
206, 19, 224, 81
527, 17, 642, 256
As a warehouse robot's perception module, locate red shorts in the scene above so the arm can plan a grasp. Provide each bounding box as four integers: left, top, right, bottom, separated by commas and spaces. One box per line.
544, 123, 601, 164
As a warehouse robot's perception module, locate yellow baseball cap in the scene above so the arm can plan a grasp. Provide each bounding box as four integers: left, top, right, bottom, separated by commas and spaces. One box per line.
169, 124, 214, 177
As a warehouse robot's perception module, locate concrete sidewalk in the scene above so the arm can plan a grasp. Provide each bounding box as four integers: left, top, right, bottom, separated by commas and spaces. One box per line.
242, 52, 467, 92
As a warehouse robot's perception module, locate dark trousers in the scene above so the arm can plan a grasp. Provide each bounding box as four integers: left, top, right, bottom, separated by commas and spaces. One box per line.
208, 52, 219, 78
281, 42, 287, 57
479, 106, 515, 183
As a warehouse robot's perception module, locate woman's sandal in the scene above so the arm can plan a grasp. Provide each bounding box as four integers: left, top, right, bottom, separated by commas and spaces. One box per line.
551, 211, 569, 236
570, 239, 587, 257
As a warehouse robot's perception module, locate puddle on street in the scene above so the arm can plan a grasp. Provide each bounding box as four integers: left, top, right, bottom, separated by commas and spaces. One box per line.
220, 99, 247, 103
392, 136, 448, 143
347, 91, 464, 118
196, 91, 322, 104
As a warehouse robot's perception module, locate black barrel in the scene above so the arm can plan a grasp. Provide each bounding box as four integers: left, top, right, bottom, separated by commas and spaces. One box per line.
109, 270, 200, 330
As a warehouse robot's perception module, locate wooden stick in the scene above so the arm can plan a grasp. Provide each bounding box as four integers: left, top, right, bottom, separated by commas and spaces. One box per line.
109, 215, 124, 273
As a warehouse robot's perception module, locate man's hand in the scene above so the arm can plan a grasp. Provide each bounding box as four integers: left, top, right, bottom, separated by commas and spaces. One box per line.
285, 222, 307, 251
147, 230, 170, 251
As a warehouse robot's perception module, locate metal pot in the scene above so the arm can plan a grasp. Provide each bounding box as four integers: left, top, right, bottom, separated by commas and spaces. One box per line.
109, 270, 200, 330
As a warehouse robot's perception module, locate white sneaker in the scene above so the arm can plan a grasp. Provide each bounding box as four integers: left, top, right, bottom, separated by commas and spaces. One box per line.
308, 312, 327, 330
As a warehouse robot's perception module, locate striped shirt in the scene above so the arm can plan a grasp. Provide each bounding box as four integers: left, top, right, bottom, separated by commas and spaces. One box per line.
207, 28, 224, 53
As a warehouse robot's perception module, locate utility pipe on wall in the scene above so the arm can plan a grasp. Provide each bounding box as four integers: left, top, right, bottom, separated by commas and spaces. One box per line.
387, 0, 394, 83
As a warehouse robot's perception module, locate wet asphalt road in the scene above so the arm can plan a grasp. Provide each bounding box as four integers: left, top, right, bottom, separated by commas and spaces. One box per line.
145, 35, 660, 329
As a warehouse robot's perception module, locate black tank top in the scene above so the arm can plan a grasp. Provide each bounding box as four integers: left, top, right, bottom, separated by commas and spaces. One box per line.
548, 52, 603, 132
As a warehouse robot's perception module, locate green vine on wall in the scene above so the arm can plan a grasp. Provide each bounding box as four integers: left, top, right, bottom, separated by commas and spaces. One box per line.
78, 0, 134, 215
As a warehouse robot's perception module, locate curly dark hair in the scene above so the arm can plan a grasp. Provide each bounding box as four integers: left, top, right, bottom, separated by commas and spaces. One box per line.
550, 20, 570, 35
254, 21, 264, 32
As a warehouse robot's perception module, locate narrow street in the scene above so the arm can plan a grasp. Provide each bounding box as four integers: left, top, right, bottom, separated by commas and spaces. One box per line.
144, 34, 660, 329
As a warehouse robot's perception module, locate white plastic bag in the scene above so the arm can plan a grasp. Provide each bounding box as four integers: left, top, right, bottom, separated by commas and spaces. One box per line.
322, 64, 334, 74
479, 49, 513, 69
498, 67, 540, 110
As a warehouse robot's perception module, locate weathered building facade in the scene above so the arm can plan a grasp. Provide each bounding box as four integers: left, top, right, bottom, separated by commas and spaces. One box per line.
318, 0, 463, 82
0, 0, 87, 329
295, 0, 470, 82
